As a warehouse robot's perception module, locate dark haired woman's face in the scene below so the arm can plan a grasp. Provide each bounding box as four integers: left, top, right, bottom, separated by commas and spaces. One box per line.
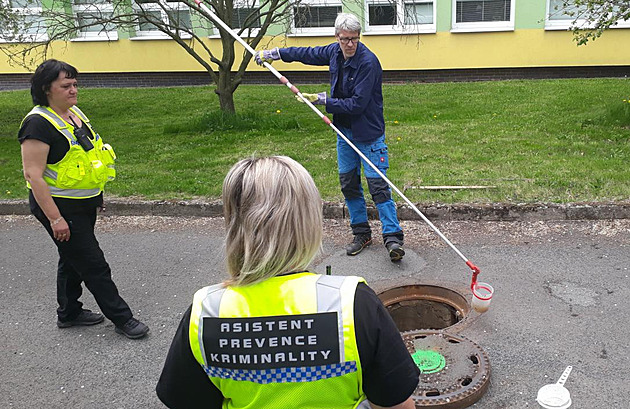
46, 71, 78, 109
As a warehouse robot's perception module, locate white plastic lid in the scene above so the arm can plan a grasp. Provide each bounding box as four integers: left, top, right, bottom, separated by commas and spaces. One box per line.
536, 383, 572, 409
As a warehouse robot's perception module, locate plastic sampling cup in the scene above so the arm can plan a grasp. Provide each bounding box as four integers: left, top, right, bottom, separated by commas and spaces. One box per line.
472, 282, 494, 313
536, 366, 573, 409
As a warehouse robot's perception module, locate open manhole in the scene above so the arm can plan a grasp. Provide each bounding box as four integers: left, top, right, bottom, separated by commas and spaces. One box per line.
378, 284, 471, 332
378, 285, 491, 408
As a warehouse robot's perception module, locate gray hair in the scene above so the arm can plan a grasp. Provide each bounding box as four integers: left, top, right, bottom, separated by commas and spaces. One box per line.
335, 13, 361, 35
222, 156, 323, 286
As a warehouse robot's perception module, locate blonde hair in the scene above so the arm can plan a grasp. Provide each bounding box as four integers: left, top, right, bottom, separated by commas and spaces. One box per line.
222, 156, 323, 286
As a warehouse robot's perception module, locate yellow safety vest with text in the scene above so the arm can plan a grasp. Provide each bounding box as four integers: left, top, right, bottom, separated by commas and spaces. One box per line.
189, 272, 370, 409
22, 105, 116, 199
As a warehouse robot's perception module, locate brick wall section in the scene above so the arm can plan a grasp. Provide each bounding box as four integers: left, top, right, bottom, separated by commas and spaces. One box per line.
2, 65, 629, 90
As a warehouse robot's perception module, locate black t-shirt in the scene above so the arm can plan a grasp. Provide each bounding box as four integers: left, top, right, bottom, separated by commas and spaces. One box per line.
19, 114, 75, 163
156, 282, 420, 408
18, 112, 103, 213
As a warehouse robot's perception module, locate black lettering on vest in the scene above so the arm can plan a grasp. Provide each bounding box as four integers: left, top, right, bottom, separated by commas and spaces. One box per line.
202, 312, 340, 370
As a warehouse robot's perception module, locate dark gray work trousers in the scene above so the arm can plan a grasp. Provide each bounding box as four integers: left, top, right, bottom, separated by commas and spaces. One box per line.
31, 201, 133, 326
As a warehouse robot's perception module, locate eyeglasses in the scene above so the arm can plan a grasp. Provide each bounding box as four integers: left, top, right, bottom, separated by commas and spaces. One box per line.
338, 36, 360, 45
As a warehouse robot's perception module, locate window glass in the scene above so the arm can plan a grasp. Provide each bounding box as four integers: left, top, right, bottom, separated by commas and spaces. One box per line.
2, 1, 46, 41
455, 0, 510, 23
74, 0, 110, 4
71, 0, 116, 38
167, 9, 192, 30
232, 7, 261, 28
404, 1, 433, 25
0, 0, 46, 42
294, 5, 341, 28
369, 4, 397, 26
76, 12, 115, 32
548, 0, 582, 20
138, 10, 163, 31
365, 0, 434, 31
10, 0, 41, 7
133, 1, 192, 35
23, 14, 44, 35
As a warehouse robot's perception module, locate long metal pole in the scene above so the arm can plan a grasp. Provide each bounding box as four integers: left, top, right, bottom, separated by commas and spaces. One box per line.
193, 0, 482, 285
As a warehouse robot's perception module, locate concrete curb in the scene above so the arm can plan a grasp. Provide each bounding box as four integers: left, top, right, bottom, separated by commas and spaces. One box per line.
2, 199, 630, 221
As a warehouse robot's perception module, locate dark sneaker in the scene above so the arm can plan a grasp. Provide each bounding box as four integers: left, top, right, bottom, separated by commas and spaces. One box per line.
115, 317, 149, 339
386, 242, 405, 262
57, 310, 104, 328
346, 234, 372, 256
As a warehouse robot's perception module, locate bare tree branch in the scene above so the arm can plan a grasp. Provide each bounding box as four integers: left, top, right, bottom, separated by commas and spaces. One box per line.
0, 0, 377, 111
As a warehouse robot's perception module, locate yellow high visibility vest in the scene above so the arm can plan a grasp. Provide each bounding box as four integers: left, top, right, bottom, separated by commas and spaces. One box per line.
189, 272, 370, 409
22, 105, 116, 199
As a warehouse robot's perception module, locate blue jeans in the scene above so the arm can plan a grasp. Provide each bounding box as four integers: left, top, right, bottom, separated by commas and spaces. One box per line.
336, 126, 403, 244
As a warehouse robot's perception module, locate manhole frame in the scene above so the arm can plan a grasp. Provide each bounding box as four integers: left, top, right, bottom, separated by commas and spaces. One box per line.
377, 283, 473, 334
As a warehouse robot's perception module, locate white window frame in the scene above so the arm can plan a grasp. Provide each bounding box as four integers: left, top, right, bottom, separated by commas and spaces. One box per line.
0, 0, 47, 43
545, 0, 630, 31
71, 0, 118, 42
290, 0, 342, 37
451, 0, 515, 33
210, 0, 261, 38
131, 0, 193, 40
364, 0, 436, 34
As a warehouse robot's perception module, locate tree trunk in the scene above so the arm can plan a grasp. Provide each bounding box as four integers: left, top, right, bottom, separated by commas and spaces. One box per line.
215, 68, 235, 114
213, 15, 238, 114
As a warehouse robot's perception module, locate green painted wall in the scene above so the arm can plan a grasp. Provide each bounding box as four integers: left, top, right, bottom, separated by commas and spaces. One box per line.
515, 0, 548, 29
436, 0, 452, 32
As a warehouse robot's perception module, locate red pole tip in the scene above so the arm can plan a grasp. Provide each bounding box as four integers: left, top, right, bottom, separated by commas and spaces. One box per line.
466, 260, 481, 274
466, 260, 481, 290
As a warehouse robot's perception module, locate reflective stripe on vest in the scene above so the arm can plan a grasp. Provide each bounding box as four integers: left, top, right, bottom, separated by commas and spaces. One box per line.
23, 105, 110, 199
189, 273, 367, 409
27, 106, 77, 142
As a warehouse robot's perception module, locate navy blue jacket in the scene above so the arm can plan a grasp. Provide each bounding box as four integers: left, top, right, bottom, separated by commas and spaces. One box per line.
280, 42, 385, 143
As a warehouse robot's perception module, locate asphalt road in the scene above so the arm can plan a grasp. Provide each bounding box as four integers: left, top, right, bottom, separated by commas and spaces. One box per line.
1, 215, 629, 409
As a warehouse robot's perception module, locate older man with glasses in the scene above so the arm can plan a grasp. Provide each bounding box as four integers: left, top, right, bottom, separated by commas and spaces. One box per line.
255, 13, 405, 263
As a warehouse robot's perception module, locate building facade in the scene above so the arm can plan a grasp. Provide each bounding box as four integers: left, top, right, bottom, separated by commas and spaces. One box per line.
1, 0, 629, 88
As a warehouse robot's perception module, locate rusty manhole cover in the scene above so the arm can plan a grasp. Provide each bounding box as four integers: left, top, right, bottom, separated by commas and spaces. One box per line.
378, 285, 491, 408
404, 331, 491, 408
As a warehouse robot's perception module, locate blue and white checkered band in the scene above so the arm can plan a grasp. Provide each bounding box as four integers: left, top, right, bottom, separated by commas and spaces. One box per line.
204, 361, 357, 384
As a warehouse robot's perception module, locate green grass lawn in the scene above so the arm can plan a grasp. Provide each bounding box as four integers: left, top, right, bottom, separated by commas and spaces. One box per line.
1, 78, 629, 204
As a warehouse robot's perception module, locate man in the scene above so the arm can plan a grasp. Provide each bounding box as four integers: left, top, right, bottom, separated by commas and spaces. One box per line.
255, 13, 405, 262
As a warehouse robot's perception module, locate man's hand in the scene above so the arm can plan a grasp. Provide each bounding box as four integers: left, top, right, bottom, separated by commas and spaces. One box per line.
254, 47, 280, 66
296, 92, 327, 105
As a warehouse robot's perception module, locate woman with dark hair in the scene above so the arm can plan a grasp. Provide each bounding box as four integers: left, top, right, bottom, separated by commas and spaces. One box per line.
18, 59, 149, 339
156, 156, 419, 409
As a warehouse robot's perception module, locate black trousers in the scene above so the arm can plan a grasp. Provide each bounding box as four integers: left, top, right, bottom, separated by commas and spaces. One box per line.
32, 203, 133, 326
